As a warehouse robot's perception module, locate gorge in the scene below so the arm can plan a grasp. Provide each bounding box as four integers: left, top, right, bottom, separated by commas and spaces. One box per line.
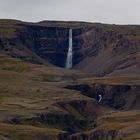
0, 19, 140, 140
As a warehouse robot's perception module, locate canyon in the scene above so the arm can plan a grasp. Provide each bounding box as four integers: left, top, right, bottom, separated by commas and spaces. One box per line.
0, 19, 140, 140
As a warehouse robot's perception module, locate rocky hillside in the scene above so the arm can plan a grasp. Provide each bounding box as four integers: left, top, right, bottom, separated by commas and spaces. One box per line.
0, 54, 140, 140
0, 19, 140, 76
0, 19, 140, 140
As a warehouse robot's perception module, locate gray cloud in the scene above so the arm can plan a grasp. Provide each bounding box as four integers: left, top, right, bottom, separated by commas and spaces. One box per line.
0, 0, 140, 24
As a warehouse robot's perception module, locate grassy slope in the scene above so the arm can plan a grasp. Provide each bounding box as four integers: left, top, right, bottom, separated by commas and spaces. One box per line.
0, 54, 140, 139
79, 76, 140, 85
0, 54, 92, 140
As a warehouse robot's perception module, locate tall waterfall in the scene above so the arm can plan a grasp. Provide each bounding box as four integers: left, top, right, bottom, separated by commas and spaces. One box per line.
65, 29, 73, 69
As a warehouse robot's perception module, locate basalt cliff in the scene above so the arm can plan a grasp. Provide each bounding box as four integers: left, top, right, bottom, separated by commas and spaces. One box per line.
1, 19, 140, 75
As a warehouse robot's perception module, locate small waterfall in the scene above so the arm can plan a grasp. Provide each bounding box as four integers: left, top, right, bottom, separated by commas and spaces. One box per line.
65, 29, 73, 69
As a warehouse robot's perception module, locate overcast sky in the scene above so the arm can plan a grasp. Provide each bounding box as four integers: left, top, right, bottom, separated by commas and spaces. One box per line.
0, 0, 140, 24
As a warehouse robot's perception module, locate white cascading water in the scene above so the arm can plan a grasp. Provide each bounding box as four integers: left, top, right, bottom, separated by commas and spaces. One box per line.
65, 29, 73, 69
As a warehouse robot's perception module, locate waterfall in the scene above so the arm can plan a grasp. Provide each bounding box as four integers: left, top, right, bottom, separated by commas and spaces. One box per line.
65, 29, 73, 69
98, 94, 102, 103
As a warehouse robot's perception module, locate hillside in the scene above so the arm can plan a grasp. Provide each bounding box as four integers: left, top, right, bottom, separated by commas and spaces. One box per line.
0, 19, 140, 140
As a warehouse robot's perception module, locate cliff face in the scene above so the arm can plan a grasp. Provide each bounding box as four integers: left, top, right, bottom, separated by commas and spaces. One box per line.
1, 20, 140, 76
0, 22, 92, 67
18, 23, 140, 76
18, 25, 69, 67
64, 82, 140, 140
17, 25, 94, 67
74, 27, 140, 76
65, 84, 140, 110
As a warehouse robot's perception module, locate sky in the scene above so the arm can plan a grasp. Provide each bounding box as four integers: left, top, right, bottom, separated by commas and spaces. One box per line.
0, 0, 140, 25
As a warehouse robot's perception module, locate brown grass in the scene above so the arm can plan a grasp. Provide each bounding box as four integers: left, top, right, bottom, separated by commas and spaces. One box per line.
79, 76, 140, 85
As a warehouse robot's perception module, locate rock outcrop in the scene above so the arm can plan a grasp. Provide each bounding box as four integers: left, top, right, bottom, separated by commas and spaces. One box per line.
65, 84, 140, 110
66, 129, 119, 140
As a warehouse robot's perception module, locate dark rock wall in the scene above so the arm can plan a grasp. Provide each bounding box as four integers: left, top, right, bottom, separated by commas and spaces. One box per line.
18, 25, 69, 67
65, 84, 140, 110
18, 24, 135, 67
1, 22, 140, 70
17, 25, 93, 67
